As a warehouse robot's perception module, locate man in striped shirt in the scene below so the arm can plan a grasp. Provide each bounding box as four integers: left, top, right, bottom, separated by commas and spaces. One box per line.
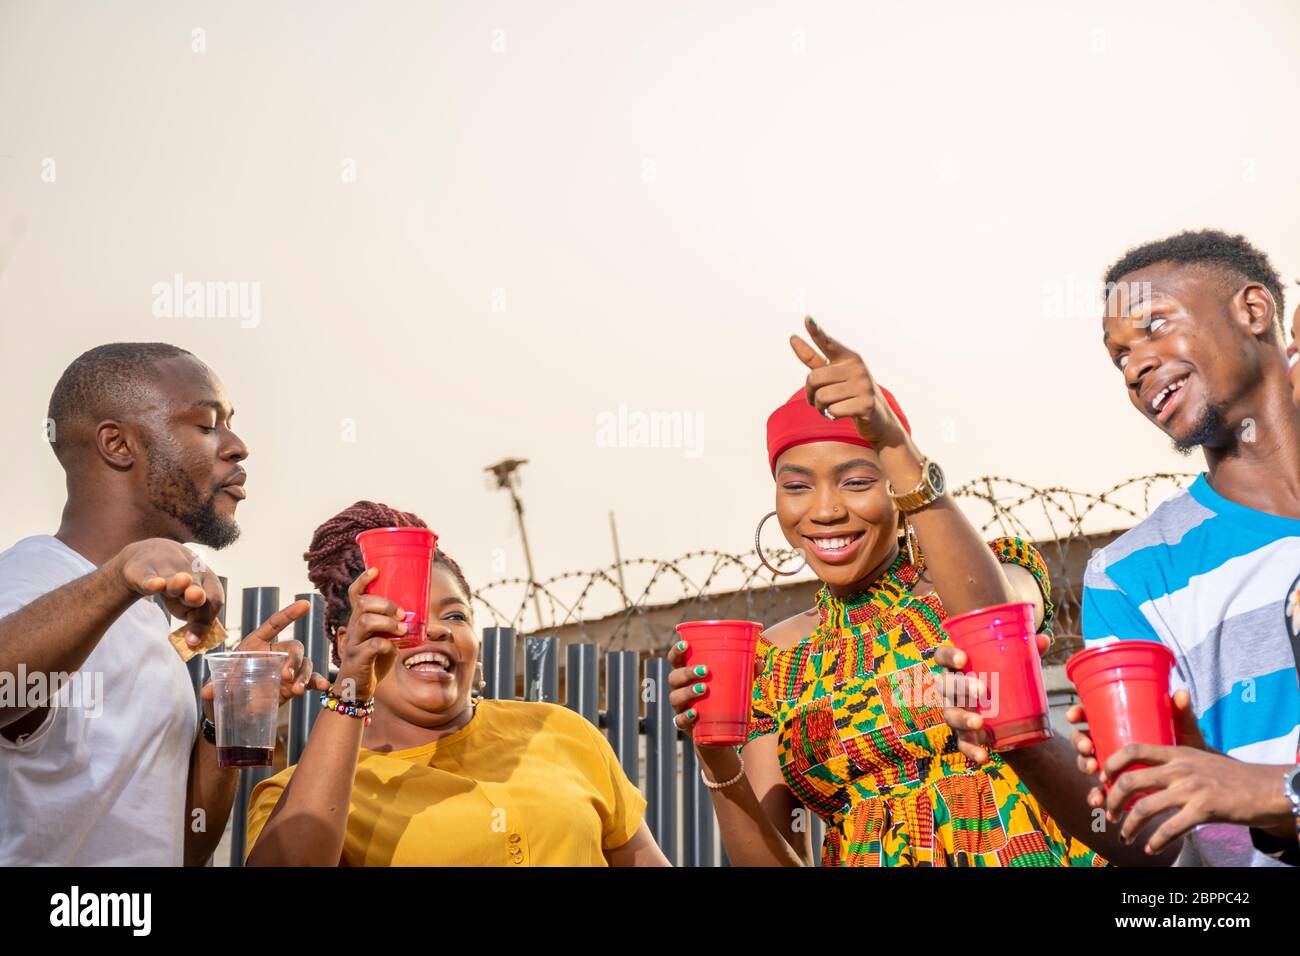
1078, 231, 1299, 866
1082, 482, 1300, 865
937, 230, 1300, 866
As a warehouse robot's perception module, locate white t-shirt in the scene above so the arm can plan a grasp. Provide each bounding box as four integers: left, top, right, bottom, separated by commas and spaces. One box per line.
0, 535, 197, 865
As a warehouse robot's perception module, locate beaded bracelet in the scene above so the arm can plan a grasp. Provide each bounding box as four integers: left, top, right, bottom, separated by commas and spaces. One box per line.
321, 689, 376, 726
700, 754, 745, 790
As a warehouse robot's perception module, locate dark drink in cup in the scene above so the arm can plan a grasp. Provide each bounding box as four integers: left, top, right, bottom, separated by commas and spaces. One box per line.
356, 527, 438, 648
675, 620, 764, 745
942, 601, 1053, 751
217, 746, 275, 769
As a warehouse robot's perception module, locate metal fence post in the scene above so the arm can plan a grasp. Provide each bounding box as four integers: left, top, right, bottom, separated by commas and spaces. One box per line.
229, 586, 279, 868
239, 587, 281, 642
643, 656, 678, 865
481, 627, 517, 700
288, 593, 326, 765
681, 742, 717, 867
604, 650, 640, 785
564, 643, 598, 726
524, 636, 559, 703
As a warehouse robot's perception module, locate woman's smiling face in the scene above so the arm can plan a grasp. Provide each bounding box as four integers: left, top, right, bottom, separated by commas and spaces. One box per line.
773, 440, 900, 589
375, 564, 479, 727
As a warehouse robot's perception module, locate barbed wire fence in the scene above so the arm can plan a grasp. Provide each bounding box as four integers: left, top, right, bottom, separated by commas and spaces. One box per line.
471, 472, 1196, 652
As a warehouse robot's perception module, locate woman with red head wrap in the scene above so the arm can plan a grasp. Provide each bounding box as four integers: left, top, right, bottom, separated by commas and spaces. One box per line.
666, 318, 1105, 867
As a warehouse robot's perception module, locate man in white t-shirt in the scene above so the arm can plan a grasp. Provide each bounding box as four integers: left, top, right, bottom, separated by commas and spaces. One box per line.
0, 343, 328, 865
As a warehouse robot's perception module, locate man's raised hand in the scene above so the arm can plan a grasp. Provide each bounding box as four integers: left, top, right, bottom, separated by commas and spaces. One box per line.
112, 538, 225, 647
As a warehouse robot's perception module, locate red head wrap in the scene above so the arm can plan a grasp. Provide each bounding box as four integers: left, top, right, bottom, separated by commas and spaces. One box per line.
765, 387, 910, 474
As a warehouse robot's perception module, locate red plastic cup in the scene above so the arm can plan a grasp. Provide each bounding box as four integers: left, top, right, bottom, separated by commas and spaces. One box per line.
675, 620, 764, 745
1066, 640, 1176, 795
355, 527, 438, 649
942, 601, 1053, 751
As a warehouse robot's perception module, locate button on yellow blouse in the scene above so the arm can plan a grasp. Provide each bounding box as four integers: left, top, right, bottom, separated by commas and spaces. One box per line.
246, 699, 646, 867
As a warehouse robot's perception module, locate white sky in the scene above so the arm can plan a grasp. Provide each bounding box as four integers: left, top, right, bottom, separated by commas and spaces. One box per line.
2, 0, 1298, 631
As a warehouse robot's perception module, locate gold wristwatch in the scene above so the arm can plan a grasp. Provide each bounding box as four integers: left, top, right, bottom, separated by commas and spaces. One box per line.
887, 458, 946, 513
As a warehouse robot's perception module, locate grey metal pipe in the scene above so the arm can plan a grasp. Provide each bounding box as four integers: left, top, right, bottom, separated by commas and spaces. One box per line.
564, 643, 598, 726
643, 656, 678, 864
680, 742, 717, 867
480, 626, 516, 700
604, 650, 640, 785
287, 593, 326, 765
524, 636, 559, 703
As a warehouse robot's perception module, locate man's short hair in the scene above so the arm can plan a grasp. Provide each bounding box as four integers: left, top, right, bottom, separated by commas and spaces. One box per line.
1104, 229, 1286, 337
48, 343, 193, 458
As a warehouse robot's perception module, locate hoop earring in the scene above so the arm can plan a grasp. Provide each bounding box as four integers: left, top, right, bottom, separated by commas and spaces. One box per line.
754, 511, 807, 577
471, 661, 486, 702
898, 515, 921, 568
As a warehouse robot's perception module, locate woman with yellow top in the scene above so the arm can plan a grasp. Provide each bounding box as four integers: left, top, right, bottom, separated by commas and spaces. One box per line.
245, 500, 668, 867
667, 318, 1104, 867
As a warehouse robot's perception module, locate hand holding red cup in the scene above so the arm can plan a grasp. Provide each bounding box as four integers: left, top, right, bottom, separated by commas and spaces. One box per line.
667, 620, 764, 746
355, 527, 438, 648
941, 601, 1053, 753
1065, 640, 1178, 809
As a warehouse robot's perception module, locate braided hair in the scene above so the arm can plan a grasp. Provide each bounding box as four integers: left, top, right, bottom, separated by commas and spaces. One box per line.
303, 500, 473, 666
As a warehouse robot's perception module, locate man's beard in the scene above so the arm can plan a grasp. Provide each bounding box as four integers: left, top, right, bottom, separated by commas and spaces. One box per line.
146, 451, 241, 549
1170, 402, 1228, 456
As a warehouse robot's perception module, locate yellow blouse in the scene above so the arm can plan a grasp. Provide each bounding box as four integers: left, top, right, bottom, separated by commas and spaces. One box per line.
246, 699, 646, 866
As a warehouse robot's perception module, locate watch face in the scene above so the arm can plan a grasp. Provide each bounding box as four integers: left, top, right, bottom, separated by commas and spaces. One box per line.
926, 461, 946, 497
1288, 766, 1300, 799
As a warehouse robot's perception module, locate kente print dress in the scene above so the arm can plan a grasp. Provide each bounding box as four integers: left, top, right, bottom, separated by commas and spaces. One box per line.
749, 536, 1105, 867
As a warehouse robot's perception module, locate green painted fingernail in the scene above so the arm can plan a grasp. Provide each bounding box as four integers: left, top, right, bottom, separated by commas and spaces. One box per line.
693, 682, 706, 694
686, 709, 696, 720
693, 665, 708, 677
675, 641, 687, 651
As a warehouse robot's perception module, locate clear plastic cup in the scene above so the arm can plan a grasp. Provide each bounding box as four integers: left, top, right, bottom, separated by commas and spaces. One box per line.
206, 651, 288, 769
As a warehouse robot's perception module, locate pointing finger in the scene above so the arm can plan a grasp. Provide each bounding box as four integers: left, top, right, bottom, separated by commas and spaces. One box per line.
790, 334, 826, 372
804, 316, 854, 362
245, 600, 312, 647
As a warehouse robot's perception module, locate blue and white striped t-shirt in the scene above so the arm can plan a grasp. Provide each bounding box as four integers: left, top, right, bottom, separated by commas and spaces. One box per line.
1082, 474, 1300, 867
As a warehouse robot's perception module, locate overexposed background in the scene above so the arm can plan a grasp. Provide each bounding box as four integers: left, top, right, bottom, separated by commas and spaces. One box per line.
1, 0, 1298, 631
